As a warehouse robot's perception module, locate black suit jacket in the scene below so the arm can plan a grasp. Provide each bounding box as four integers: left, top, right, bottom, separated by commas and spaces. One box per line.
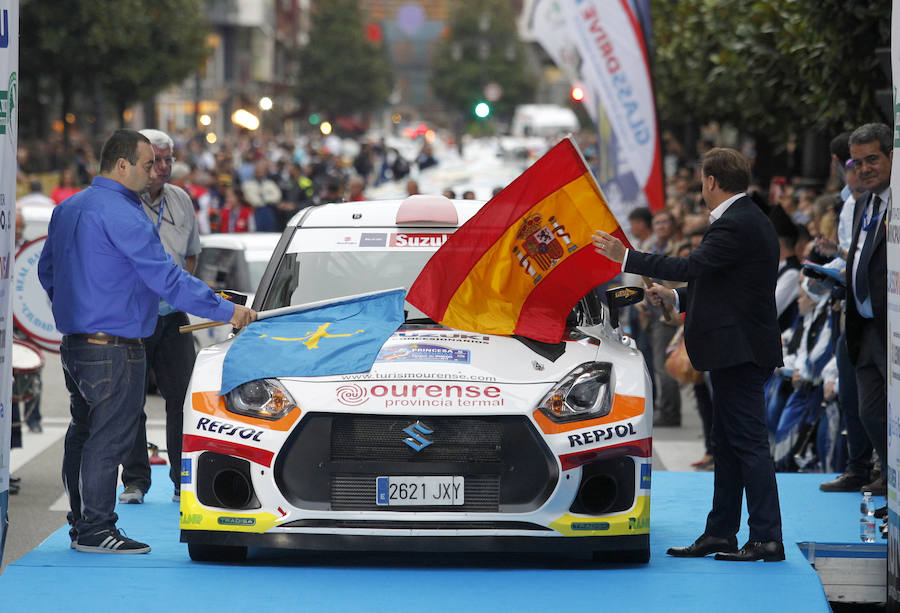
845, 191, 887, 363
624, 196, 782, 371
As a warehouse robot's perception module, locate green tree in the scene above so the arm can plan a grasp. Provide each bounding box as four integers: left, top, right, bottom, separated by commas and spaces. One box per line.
19, 0, 208, 146
295, 0, 393, 122
92, 0, 209, 122
431, 0, 536, 125
650, 0, 889, 167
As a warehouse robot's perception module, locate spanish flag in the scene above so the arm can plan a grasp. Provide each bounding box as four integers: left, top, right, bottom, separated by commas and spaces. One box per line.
407, 137, 631, 344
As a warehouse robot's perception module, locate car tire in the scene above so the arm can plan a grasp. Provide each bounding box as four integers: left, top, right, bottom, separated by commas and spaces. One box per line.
592, 548, 650, 564
188, 543, 248, 562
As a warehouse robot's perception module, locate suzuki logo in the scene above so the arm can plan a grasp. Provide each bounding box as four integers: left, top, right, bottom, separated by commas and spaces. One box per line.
402, 421, 434, 451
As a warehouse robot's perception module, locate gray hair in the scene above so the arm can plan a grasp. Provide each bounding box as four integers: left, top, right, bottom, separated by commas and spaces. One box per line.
138, 128, 174, 151
849, 123, 892, 157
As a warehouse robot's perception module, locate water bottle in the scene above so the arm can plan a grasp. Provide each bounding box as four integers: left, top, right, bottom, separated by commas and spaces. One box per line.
860, 491, 876, 543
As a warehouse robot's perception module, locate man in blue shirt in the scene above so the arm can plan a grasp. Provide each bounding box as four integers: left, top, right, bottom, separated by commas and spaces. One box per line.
38, 129, 256, 554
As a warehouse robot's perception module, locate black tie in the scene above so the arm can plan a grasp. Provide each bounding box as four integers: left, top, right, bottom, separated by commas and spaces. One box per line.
855, 195, 881, 303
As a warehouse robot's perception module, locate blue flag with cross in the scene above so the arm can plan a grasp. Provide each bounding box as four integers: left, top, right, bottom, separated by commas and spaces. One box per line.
220, 289, 406, 394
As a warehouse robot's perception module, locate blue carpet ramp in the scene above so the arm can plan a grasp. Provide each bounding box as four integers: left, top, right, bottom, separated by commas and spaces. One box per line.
0, 468, 837, 612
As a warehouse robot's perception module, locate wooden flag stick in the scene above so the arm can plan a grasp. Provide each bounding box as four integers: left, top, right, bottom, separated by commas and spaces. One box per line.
179, 320, 229, 333
641, 276, 676, 323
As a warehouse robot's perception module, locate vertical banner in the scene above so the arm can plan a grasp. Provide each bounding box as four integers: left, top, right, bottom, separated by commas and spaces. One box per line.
527, 0, 664, 220
889, 2, 900, 608
0, 1, 17, 566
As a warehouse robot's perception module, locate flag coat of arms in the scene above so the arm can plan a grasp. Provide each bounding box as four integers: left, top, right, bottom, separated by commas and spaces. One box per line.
407, 137, 630, 344
220, 289, 405, 394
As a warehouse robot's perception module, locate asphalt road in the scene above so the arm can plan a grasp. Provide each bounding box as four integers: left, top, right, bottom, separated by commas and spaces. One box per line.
0, 351, 705, 575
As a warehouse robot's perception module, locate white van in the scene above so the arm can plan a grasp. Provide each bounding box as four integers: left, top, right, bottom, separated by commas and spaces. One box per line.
510, 104, 579, 138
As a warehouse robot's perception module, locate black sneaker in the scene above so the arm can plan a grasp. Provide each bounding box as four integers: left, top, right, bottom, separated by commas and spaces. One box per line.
74, 528, 150, 554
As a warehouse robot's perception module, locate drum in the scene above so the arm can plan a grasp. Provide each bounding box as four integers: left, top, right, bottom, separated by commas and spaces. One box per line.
13, 236, 62, 353
12, 338, 44, 403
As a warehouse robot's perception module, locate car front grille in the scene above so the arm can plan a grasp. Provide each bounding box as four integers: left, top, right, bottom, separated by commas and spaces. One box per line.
273, 413, 558, 513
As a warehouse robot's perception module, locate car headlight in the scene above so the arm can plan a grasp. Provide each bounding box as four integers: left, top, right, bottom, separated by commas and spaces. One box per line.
538, 362, 613, 422
224, 378, 298, 420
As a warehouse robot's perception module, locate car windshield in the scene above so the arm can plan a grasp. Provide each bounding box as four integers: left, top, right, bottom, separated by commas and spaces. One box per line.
258, 227, 610, 328
259, 228, 447, 319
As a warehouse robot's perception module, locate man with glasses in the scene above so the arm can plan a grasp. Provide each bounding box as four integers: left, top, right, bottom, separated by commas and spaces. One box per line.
39, 130, 256, 553
843, 123, 891, 498
118, 129, 203, 506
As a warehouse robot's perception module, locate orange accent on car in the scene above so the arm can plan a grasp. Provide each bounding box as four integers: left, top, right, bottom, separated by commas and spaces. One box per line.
182, 434, 275, 467
531, 393, 645, 434
191, 391, 301, 431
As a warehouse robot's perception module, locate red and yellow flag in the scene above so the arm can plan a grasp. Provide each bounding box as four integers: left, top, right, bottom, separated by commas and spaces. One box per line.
407, 137, 631, 344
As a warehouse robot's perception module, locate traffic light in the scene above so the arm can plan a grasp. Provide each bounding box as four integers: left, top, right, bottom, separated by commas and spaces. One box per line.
474, 101, 491, 118
570, 85, 585, 103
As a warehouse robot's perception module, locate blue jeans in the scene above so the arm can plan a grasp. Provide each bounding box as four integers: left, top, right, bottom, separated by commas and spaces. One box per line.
61, 336, 146, 538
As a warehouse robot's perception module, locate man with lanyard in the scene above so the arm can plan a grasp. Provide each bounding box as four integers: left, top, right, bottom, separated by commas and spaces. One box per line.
844, 123, 891, 499
118, 129, 202, 505
39, 130, 256, 553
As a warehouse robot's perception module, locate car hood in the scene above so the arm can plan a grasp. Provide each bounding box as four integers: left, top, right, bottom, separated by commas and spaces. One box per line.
335, 327, 601, 385
195, 325, 639, 389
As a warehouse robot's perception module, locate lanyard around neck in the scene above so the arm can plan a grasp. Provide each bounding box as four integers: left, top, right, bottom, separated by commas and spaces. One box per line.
155, 196, 167, 231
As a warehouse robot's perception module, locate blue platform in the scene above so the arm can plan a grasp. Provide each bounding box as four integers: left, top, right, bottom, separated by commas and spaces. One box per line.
0, 469, 873, 612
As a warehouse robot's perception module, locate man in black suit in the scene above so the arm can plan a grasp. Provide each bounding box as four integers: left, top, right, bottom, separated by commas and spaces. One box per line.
844, 123, 891, 497
593, 148, 785, 562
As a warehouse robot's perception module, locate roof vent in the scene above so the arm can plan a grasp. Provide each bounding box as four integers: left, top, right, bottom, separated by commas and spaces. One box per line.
396, 194, 459, 226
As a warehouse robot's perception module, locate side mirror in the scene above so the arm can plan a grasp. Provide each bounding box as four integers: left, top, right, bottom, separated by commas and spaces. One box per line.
604, 286, 644, 329
215, 290, 248, 306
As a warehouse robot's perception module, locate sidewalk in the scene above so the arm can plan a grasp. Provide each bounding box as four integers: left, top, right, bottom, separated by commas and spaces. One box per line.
651, 384, 708, 472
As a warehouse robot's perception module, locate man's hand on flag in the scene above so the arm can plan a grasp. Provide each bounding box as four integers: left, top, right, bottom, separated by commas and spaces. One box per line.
229, 304, 258, 329
592, 231, 626, 263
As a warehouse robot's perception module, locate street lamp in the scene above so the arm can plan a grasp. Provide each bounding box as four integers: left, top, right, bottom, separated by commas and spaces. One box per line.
231, 109, 260, 131
259, 96, 273, 111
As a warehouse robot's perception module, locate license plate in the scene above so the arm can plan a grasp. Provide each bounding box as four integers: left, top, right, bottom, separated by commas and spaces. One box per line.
376, 476, 464, 506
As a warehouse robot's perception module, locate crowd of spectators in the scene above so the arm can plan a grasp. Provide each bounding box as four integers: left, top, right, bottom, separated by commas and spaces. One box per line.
15, 130, 443, 236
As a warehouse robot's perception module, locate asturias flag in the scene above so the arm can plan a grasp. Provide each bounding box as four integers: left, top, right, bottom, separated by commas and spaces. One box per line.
220, 289, 406, 394
407, 137, 630, 344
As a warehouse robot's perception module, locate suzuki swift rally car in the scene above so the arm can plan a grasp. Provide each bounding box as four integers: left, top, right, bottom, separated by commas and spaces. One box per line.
180, 196, 653, 563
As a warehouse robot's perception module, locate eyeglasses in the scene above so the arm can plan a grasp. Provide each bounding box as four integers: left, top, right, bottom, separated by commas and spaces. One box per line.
846, 154, 883, 170
155, 156, 176, 166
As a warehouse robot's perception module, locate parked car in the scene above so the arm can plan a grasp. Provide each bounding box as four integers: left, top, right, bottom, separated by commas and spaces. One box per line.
189, 232, 281, 348
180, 196, 652, 563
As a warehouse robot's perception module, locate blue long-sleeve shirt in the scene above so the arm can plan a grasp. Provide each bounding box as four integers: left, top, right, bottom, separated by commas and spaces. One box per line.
38, 177, 234, 337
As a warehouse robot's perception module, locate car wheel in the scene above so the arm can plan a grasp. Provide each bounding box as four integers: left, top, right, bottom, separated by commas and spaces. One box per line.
188, 543, 248, 562
592, 548, 650, 564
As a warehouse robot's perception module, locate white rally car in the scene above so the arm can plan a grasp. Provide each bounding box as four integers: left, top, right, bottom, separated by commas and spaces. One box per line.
180, 196, 653, 563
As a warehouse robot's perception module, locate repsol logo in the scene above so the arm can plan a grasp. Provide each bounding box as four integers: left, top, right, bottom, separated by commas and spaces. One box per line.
196, 417, 263, 442
568, 422, 636, 448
